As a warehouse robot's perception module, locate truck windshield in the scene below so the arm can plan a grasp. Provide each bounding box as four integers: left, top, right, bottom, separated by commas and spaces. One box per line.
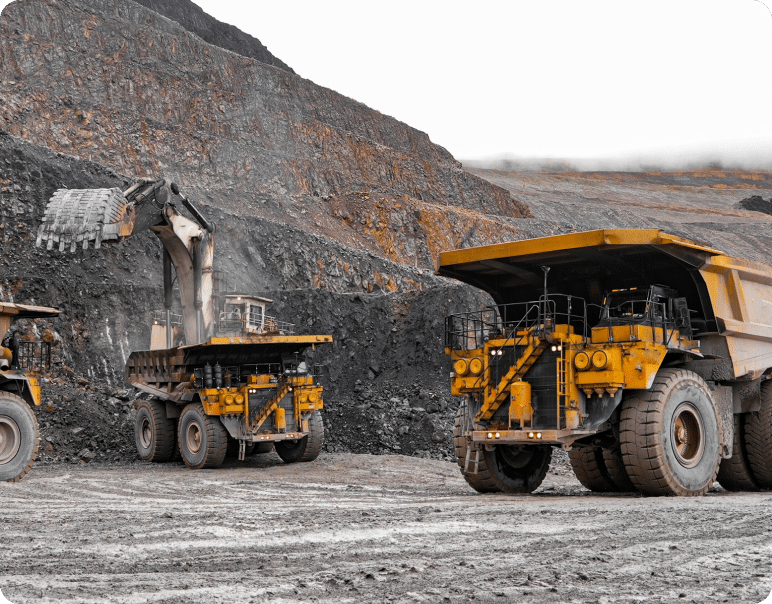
602, 290, 649, 322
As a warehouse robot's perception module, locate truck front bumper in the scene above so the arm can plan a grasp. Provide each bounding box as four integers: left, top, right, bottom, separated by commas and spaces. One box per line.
471, 429, 596, 447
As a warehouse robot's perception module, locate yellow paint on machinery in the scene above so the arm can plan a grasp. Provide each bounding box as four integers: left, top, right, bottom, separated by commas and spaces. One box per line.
0, 302, 59, 482
438, 228, 772, 452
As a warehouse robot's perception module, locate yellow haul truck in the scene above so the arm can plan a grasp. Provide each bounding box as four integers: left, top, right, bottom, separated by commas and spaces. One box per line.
37, 179, 331, 469
439, 229, 772, 496
0, 302, 59, 481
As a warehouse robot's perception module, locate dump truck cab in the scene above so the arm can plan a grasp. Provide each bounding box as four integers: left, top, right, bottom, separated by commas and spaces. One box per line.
440, 229, 772, 496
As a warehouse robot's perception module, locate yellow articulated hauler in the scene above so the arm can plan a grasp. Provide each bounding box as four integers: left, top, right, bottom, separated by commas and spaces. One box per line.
439, 229, 772, 496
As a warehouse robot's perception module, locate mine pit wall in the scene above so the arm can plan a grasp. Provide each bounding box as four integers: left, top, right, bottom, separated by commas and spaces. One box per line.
0, 0, 530, 275
0, 130, 490, 450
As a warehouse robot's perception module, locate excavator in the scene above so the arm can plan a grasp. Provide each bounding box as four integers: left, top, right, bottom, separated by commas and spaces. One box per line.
37, 179, 331, 469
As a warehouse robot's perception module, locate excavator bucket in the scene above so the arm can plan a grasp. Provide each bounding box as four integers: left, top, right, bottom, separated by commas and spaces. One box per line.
36, 188, 136, 252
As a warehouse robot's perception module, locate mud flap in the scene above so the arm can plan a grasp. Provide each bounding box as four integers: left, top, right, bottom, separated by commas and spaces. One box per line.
710, 383, 734, 459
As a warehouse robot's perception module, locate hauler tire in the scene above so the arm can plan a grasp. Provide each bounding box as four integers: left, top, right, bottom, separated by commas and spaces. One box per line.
135, 399, 175, 462
568, 445, 618, 492
178, 403, 228, 469
275, 411, 324, 463
454, 400, 550, 494
0, 392, 39, 482
602, 446, 637, 492
743, 381, 772, 488
717, 413, 760, 491
620, 369, 720, 496
454, 399, 499, 493
481, 444, 552, 494
226, 438, 256, 458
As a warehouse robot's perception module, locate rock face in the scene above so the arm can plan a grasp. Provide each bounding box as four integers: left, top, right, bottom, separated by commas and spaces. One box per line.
132, 0, 295, 73
0, 0, 529, 278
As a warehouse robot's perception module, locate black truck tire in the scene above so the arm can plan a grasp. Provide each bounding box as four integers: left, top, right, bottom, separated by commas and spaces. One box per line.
743, 381, 772, 488
620, 369, 720, 496
226, 438, 256, 458
135, 399, 176, 462
178, 403, 228, 469
481, 444, 552, 494
0, 392, 39, 482
568, 445, 618, 492
717, 413, 760, 491
602, 446, 637, 492
275, 411, 324, 463
454, 399, 501, 493
454, 399, 551, 494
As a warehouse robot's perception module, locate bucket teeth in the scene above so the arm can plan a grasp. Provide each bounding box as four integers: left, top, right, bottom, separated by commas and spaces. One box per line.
36, 188, 135, 252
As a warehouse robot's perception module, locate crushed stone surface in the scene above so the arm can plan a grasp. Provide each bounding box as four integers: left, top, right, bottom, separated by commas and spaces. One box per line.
1, 454, 770, 604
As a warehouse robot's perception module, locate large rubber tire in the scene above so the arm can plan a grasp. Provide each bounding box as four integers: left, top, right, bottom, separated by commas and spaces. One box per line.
568, 445, 618, 492
454, 399, 499, 493
602, 446, 637, 492
620, 369, 720, 496
0, 392, 39, 482
275, 411, 324, 463
178, 403, 228, 470
225, 438, 256, 459
251, 442, 274, 455
480, 444, 552, 494
453, 399, 550, 493
135, 399, 176, 462
743, 381, 772, 488
717, 413, 760, 491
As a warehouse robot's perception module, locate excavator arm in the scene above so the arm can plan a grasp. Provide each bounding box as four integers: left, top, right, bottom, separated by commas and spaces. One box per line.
36, 179, 215, 345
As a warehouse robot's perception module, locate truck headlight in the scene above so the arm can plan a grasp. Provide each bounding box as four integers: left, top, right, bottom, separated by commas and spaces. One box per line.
574, 351, 590, 370
591, 350, 608, 369
454, 359, 469, 376
469, 358, 483, 375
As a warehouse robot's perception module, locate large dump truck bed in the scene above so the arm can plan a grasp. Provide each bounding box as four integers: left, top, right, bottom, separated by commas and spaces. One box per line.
438, 229, 772, 380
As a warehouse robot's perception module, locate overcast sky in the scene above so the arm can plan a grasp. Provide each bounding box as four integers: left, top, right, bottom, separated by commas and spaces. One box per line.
2, 0, 771, 167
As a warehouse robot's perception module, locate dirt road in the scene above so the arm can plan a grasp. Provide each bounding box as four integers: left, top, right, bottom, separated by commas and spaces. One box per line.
1, 453, 770, 604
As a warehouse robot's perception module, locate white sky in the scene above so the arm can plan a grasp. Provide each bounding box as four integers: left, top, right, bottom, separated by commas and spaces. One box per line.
2, 0, 771, 166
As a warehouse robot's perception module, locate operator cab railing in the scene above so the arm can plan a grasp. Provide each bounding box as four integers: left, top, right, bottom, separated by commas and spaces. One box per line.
218, 311, 295, 335
445, 294, 590, 352
595, 286, 693, 344
16, 341, 52, 372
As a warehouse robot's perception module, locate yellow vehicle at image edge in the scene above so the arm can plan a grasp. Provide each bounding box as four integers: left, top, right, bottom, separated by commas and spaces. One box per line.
439, 229, 772, 496
0, 302, 59, 481
37, 179, 331, 469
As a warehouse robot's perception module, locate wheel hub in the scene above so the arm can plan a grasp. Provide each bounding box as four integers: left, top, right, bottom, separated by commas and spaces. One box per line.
139, 417, 153, 449
671, 402, 704, 468
0, 416, 21, 465
186, 422, 202, 454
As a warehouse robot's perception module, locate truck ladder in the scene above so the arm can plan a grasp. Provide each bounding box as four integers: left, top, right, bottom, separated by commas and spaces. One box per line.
477, 336, 545, 422
464, 444, 483, 474
249, 382, 291, 433
556, 346, 568, 430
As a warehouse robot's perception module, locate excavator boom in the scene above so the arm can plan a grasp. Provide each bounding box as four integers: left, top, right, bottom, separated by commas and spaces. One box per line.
36, 179, 215, 344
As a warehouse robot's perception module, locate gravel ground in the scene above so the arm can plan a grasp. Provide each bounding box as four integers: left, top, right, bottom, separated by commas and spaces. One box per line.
1, 453, 771, 604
